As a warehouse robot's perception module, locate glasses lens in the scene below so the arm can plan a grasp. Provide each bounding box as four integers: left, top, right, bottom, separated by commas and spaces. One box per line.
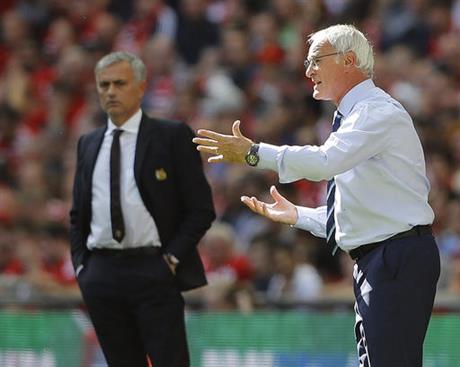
304, 59, 316, 69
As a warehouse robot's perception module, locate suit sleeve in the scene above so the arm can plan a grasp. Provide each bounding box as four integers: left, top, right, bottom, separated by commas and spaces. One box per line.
69, 136, 87, 271
164, 122, 216, 261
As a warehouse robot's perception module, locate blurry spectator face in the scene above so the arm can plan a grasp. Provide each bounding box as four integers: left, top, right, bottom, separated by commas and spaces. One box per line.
135, 0, 159, 16
1, 10, 29, 46
273, 247, 295, 277
248, 240, 272, 276
144, 36, 175, 75
204, 236, 233, 267
95, 61, 146, 125
305, 41, 349, 103
222, 29, 250, 67
0, 235, 14, 270
181, 0, 206, 18
45, 18, 76, 57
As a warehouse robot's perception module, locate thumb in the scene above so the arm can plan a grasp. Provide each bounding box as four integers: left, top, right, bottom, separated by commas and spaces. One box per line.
270, 185, 284, 202
232, 120, 243, 138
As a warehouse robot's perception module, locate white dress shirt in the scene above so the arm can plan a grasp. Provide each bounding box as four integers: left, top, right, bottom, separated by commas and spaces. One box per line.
87, 109, 162, 250
258, 79, 434, 251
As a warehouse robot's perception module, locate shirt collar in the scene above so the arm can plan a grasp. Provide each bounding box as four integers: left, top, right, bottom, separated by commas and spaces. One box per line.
337, 79, 375, 117
107, 109, 143, 134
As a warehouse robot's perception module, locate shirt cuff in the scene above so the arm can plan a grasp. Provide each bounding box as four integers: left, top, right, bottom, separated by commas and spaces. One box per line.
292, 206, 326, 238
258, 143, 280, 171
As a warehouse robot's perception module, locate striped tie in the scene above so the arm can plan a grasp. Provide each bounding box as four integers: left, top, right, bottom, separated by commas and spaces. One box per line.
326, 111, 343, 255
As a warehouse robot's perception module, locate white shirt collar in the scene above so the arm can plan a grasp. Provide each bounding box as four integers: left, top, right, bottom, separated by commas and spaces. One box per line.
338, 79, 375, 117
107, 109, 143, 134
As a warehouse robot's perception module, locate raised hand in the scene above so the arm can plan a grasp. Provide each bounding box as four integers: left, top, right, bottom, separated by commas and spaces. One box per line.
192, 120, 253, 163
241, 186, 298, 225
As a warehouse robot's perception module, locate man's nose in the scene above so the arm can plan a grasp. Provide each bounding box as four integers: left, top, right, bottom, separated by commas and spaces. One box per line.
305, 64, 314, 78
107, 83, 116, 95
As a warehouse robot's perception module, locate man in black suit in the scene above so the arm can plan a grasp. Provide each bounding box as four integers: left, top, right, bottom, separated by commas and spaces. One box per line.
69, 51, 215, 367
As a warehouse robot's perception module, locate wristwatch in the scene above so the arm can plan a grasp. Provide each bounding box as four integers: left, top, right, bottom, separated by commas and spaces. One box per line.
245, 144, 260, 167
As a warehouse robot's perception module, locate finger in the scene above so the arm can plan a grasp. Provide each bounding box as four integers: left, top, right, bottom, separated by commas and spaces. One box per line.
192, 137, 219, 146
196, 129, 231, 140
241, 196, 256, 211
232, 120, 243, 138
197, 146, 220, 155
208, 155, 224, 163
251, 197, 265, 215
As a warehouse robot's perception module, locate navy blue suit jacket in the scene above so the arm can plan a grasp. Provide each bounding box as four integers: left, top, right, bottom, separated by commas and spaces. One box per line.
69, 114, 215, 291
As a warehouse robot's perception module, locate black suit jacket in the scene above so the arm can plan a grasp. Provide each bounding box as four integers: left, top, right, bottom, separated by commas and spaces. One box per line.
69, 114, 215, 291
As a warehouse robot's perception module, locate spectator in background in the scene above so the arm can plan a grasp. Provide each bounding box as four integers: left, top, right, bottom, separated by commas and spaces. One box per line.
0, 103, 20, 185
247, 235, 275, 294
142, 34, 185, 118
437, 194, 460, 258
446, 251, 460, 295
176, 0, 220, 64
114, 0, 177, 55
0, 232, 24, 276
267, 243, 323, 304
15, 224, 80, 297
197, 222, 252, 310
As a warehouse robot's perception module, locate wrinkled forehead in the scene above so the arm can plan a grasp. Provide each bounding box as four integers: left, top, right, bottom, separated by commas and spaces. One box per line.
307, 40, 335, 58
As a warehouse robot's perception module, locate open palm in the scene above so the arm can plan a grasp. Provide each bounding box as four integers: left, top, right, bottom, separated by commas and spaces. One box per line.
241, 186, 298, 225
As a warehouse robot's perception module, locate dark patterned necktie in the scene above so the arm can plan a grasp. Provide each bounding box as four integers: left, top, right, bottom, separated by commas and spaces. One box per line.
326, 111, 343, 255
110, 129, 125, 242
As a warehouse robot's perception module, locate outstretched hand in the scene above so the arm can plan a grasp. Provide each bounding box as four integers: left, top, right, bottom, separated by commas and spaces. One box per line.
192, 120, 253, 163
241, 186, 298, 225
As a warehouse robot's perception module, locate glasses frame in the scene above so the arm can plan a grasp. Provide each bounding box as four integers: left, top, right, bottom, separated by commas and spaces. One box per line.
304, 51, 342, 70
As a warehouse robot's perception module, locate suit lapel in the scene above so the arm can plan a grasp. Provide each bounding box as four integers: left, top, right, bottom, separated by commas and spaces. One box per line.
81, 127, 106, 220
85, 127, 106, 178
134, 114, 156, 187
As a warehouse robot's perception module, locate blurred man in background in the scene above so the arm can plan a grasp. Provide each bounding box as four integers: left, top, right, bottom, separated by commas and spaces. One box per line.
70, 51, 215, 367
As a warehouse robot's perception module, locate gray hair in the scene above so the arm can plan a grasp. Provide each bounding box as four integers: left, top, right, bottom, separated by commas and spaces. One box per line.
308, 24, 374, 77
94, 51, 147, 82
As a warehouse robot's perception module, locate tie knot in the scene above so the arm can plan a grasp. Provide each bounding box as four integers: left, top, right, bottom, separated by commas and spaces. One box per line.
113, 129, 123, 138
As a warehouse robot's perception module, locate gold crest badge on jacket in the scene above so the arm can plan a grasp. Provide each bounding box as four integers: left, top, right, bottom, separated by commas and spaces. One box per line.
155, 168, 167, 181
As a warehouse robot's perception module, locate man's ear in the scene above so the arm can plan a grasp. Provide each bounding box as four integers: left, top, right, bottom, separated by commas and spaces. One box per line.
343, 51, 357, 72
344, 51, 356, 67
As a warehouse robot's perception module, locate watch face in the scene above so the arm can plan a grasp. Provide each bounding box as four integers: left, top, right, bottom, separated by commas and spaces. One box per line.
246, 154, 259, 166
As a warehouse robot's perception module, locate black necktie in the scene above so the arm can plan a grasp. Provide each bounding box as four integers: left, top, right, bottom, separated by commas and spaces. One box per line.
326, 111, 343, 255
110, 129, 125, 242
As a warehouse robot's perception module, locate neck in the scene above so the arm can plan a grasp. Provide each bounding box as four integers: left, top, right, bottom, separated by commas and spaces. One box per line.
335, 74, 369, 106
109, 109, 140, 127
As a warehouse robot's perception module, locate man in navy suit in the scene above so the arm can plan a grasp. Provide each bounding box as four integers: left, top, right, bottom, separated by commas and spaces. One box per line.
70, 51, 215, 367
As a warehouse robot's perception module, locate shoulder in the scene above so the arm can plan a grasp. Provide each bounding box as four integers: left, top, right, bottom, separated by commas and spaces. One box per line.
142, 114, 195, 137
78, 126, 106, 145
349, 89, 412, 130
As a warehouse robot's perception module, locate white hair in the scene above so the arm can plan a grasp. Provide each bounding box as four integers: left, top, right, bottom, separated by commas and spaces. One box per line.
95, 51, 147, 82
308, 24, 374, 77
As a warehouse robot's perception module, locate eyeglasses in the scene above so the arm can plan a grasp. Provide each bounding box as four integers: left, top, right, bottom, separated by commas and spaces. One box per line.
304, 52, 341, 70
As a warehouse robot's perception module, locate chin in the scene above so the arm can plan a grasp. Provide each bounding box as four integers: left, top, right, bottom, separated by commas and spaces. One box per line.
312, 90, 323, 100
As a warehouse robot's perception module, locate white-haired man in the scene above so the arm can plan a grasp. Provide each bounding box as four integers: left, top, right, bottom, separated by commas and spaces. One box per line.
194, 24, 439, 366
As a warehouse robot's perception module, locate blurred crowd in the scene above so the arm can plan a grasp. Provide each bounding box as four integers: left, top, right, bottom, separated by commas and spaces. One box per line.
0, 0, 460, 310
